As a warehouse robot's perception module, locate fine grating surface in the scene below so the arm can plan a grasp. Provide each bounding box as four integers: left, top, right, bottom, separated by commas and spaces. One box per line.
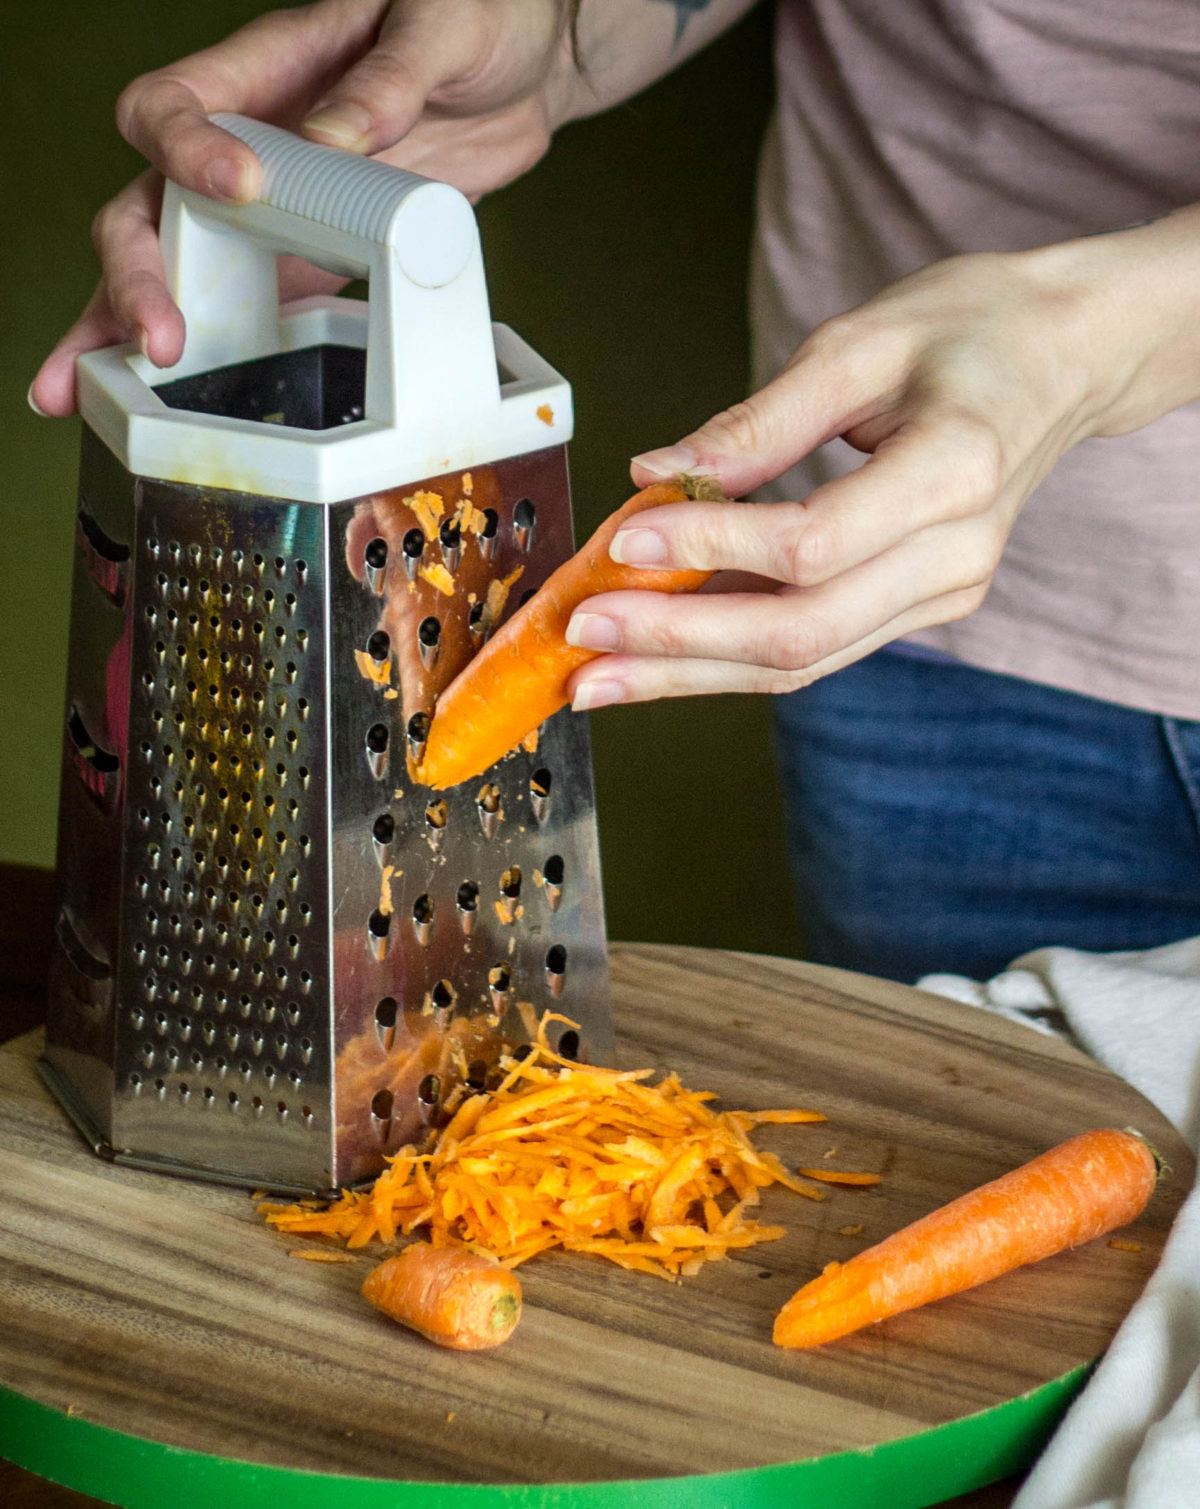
113, 487, 334, 1187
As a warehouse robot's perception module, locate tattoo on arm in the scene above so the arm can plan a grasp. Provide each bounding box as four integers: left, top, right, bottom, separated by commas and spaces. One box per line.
651, 0, 717, 46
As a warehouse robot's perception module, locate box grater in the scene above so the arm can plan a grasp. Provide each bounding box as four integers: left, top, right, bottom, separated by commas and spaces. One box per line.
41, 114, 613, 1195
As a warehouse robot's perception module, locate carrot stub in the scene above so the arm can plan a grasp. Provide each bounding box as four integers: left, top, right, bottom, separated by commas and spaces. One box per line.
418, 476, 723, 789
362, 1242, 522, 1351
773, 1128, 1157, 1349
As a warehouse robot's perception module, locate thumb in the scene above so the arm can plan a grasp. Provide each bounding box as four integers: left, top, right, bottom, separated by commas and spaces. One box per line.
301, 4, 487, 155
630, 319, 900, 498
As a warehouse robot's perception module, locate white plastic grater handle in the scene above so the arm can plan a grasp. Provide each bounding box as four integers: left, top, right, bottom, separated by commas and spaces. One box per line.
157, 113, 499, 432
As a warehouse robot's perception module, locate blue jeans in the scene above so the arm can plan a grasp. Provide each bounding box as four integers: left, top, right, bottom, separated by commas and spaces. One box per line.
772, 646, 1200, 984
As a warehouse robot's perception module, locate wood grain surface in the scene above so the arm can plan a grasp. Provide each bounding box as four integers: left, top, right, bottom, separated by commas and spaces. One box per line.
0, 943, 1192, 1499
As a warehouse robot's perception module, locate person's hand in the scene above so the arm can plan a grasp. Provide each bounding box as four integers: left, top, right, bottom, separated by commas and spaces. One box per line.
31, 0, 575, 416
564, 211, 1200, 710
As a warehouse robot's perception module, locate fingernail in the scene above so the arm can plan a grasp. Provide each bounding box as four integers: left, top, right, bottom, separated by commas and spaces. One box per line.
630, 443, 698, 479
565, 613, 621, 651
205, 155, 253, 203
303, 104, 373, 148
609, 527, 667, 567
27, 383, 49, 418
572, 679, 625, 713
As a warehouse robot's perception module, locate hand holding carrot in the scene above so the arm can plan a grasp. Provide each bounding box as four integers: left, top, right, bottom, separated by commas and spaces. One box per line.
564, 214, 1200, 711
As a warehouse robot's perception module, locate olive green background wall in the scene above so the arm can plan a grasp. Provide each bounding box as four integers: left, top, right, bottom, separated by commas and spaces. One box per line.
1, 3, 804, 958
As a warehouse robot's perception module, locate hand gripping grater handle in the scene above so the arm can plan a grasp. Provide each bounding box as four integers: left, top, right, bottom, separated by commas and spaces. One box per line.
78, 114, 570, 502
159, 113, 499, 436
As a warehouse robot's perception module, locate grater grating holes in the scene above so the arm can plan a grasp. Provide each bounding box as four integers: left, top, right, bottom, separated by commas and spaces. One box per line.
488, 965, 511, 1013
406, 712, 430, 763
400, 530, 423, 580
367, 908, 391, 961
513, 498, 536, 551
435, 519, 460, 574
417, 616, 441, 669
417, 1075, 440, 1117
372, 812, 395, 865
477, 784, 502, 838
545, 944, 567, 999
365, 722, 389, 779
424, 800, 447, 853
456, 881, 479, 936
478, 509, 499, 561
412, 894, 435, 946
542, 854, 564, 911
429, 979, 456, 1018
123, 520, 326, 1142
374, 998, 397, 1051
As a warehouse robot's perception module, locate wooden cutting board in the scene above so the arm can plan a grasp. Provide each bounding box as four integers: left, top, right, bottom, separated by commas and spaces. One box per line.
0, 944, 1191, 1509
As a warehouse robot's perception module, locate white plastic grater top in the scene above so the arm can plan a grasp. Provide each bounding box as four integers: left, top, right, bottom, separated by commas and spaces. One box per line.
76, 113, 572, 502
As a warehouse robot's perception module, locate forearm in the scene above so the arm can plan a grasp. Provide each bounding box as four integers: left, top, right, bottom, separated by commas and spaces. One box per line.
1022, 201, 1200, 440
549, 0, 762, 126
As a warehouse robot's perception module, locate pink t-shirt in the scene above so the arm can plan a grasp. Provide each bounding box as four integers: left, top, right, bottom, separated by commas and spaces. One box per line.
751, 0, 1200, 717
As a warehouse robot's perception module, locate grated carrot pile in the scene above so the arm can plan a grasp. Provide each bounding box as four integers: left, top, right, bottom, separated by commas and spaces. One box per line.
263, 1016, 837, 1280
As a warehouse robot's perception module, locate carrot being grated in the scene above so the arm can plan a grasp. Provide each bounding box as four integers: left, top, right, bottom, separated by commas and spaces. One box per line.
263, 1015, 831, 1279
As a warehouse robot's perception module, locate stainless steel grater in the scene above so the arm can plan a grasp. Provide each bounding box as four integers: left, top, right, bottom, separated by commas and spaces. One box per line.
41, 115, 613, 1194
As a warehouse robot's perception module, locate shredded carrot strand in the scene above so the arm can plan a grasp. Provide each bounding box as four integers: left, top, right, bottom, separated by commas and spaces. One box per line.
795, 1167, 882, 1186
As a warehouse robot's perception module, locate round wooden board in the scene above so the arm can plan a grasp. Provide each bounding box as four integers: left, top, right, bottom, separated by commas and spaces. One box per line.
0, 945, 1191, 1508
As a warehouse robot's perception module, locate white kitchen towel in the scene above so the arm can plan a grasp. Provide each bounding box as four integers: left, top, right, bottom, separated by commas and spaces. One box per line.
919, 937, 1200, 1509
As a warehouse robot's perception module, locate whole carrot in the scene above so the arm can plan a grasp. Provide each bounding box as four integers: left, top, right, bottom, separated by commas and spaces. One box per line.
774, 1128, 1157, 1349
418, 476, 723, 789
362, 1242, 522, 1351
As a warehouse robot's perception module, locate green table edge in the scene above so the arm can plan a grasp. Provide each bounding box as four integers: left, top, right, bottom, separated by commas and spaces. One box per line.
0, 1363, 1088, 1508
